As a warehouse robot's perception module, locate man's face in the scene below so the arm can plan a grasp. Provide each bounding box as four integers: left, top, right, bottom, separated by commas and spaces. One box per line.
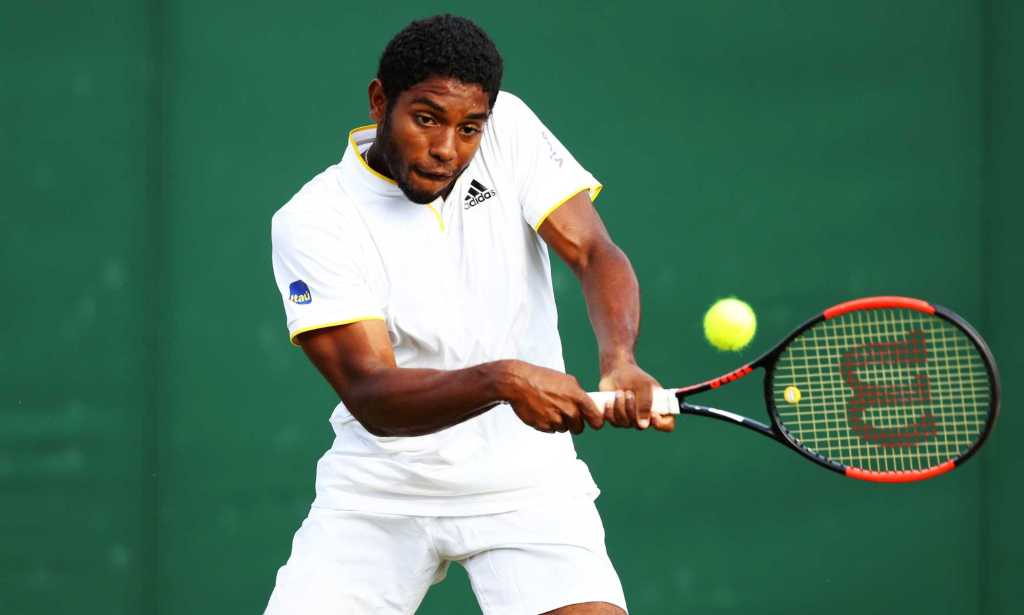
371, 76, 490, 204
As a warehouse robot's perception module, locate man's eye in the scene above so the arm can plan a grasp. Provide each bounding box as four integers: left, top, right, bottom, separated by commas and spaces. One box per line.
416, 115, 437, 126
460, 125, 481, 136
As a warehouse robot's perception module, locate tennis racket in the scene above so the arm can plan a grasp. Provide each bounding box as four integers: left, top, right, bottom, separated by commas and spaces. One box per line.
588, 296, 999, 483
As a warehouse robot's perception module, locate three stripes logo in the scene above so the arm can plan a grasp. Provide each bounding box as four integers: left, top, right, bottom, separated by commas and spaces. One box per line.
464, 179, 496, 210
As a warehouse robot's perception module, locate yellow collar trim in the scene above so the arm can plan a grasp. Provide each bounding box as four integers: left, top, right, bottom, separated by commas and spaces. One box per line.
348, 124, 397, 185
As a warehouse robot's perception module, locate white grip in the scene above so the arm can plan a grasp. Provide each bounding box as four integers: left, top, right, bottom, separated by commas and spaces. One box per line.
587, 388, 680, 415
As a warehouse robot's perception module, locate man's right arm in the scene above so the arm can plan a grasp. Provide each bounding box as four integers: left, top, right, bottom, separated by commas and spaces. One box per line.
297, 320, 604, 437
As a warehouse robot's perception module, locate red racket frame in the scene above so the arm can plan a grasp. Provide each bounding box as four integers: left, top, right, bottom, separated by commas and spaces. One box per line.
668, 296, 1000, 483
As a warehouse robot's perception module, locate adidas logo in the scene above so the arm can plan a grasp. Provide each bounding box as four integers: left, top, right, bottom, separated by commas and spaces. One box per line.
464, 179, 497, 209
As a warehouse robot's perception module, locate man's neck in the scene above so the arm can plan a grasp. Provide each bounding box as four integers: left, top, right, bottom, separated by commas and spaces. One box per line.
363, 144, 390, 179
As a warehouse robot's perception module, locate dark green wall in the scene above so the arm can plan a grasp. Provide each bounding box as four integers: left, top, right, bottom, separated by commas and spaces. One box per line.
1, 3, 157, 614
3, 1, 1019, 614
983, 1, 1023, 613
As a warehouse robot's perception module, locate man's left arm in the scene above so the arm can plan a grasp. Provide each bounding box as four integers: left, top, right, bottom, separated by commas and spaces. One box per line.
538, 190, 675, 432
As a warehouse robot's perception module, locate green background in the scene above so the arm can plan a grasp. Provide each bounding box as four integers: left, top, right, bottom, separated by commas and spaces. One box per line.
2, 1, 1021, 613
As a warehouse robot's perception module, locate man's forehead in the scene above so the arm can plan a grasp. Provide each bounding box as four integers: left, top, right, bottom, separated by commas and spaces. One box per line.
400, 77, 490, 114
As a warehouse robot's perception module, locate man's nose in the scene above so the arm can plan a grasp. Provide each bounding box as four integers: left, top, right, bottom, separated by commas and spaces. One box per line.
429, 129, 456, 162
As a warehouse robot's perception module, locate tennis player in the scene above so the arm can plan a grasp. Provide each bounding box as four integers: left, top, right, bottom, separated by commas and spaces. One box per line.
266, 14, 673, 615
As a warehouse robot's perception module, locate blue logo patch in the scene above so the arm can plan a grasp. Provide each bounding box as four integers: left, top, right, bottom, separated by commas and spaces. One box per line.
288, 280, 312, 304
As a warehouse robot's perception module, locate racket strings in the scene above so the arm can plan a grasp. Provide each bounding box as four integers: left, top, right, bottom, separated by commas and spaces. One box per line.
771, 309, 990, 473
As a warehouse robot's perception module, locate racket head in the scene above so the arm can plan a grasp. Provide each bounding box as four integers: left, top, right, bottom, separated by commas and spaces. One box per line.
762, 297, 999, 483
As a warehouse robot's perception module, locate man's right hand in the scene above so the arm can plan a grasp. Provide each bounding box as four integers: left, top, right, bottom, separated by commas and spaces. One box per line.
498, 360, 605, 434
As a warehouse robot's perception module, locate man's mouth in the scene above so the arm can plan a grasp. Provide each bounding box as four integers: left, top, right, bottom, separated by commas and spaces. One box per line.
413, 167, 454, 182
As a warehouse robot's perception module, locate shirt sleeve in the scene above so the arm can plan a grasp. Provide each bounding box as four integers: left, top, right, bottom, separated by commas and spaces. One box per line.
493, 92, 603, 231
271, 208, 384, 345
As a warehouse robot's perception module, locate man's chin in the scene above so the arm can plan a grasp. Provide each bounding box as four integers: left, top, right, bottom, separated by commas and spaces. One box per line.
397, 180, 444, 204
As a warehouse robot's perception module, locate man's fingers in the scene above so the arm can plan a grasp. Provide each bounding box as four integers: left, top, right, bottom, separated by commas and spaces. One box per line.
602, 391, 619, 426
625, 389, 650, 430
651, 412, 676, 432
613, 390, 630, 427
569, 406, 586, 434
635, 386, 653, 430
545, 413, 567, 433
581, 394, 605, 430
593, 390, 674, 431
558, 400, 587, 434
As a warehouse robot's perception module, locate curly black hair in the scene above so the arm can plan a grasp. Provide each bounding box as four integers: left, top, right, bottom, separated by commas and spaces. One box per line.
377, 14, 504, 110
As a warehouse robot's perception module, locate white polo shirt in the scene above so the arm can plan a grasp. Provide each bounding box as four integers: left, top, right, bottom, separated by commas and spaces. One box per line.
271, 91, 603, 516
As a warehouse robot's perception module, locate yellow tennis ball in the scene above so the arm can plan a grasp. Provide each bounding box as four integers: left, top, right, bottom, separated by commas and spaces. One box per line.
703, 297, 757, 351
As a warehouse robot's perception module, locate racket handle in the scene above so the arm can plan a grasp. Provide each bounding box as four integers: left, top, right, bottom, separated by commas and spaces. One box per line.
587, 388, 680, 415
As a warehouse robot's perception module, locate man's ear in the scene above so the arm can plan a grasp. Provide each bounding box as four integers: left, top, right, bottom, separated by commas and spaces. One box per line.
368, 79, 388, 124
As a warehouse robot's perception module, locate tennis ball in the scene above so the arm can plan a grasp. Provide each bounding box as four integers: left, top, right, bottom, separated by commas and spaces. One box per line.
703, 297, 757, 351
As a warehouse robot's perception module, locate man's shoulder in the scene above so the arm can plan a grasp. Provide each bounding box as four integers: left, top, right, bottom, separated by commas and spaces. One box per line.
483, 90, 547, 151
478, 91, 538, 165
489, 90, 533, 128
272, 164, 353, 232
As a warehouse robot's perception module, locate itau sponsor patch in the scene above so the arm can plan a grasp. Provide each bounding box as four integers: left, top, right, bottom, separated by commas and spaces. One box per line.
289, 280, 312, 304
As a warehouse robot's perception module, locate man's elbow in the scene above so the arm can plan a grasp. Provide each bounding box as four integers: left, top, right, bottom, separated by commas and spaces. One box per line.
343, 396, 397, 437
360, 421, 398, 437
351, 411, 391, 437
572, 239, 627, 278
346, 399, 424, 438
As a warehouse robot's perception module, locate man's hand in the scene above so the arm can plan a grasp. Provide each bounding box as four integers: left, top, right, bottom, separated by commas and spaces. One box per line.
536, 192, 671, 434
501, 361, 605, 434
598, 360, 676, 432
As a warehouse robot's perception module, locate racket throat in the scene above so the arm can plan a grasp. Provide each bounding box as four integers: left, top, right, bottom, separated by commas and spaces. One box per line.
680, 402, 776, 439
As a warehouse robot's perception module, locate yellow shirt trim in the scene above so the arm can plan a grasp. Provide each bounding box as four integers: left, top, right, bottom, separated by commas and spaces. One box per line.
426, 203, 445, 232
348, 124, 396, 185
532, 183, 603, 232
290, 315, 386, 346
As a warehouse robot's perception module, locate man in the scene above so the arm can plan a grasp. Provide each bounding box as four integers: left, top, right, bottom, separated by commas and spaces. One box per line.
266, 14, 673, 615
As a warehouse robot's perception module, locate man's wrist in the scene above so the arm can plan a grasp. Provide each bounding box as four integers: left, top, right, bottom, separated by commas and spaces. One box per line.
482, 359, 524, 402
599, 349, 637, 373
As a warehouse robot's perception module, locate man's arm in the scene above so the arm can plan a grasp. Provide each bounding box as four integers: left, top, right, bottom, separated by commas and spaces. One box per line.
538, 190, 675, 432
296, 319, 604, 437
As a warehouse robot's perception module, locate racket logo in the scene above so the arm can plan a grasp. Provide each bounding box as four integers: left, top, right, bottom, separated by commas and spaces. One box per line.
840, 329, 937, 448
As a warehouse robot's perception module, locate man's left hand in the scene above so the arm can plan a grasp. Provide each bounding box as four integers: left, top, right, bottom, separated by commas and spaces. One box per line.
598, 360, 676, 432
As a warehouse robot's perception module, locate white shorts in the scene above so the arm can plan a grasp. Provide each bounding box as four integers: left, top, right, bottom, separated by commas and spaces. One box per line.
263, 498, 628, 615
